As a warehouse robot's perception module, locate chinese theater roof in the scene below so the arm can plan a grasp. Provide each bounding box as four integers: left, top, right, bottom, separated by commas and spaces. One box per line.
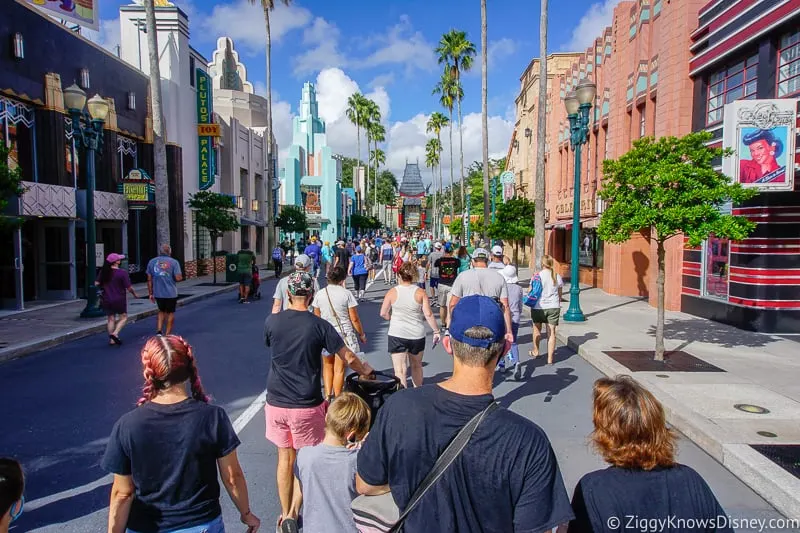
399, 162, 426, 198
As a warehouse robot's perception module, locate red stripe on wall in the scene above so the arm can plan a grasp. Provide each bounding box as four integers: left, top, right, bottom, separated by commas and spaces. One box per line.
682, 287, 701, 296
707, 0, 763, 34
690, 2, 798, 72
730, 237, 800, 245
729, 297, 800, 309
730, 275, 800, 285
735, 207, 800, 215
732, 247, 800, 255
730, 267, 800, 276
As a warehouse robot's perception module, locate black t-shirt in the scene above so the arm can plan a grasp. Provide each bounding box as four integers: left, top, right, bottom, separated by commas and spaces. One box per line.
333, 248, 351, 269
568, 464, 731, 533
101, 399, 239, 532
434, 256, 461, 285
357, 385, 574, 532
264, 310, 345, 408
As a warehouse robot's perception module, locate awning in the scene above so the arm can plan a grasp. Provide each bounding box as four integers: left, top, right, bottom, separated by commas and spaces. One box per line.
545, 217, 599, 230
240, 216, 267, 227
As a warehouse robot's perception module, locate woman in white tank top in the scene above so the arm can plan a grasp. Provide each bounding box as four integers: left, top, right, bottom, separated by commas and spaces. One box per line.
379, 262, 441, 388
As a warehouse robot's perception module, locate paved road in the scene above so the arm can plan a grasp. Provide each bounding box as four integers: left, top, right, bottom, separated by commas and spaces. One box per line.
0, 272, 790, 532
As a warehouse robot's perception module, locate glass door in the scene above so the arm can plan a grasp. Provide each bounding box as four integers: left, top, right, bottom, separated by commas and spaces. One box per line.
38, 222, 75, 300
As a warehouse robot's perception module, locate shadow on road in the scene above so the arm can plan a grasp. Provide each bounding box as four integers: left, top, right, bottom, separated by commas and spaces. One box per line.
497, 367, 579, 408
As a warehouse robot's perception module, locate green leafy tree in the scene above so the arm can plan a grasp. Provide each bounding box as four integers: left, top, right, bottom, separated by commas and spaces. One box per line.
487, 197, 535, 265
433, 71, 460, 222
188, 191, 240, 284
0, 143, 24, 231
374, 170, 398, 207
350, 213, 381, 232
598, 132, 758, 361
448, 215, 483, 241
275, 204, 308, 236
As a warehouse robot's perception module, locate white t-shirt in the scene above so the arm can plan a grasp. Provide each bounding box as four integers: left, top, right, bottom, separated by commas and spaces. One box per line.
534, 269, 563, 309
311, 284, 358, 334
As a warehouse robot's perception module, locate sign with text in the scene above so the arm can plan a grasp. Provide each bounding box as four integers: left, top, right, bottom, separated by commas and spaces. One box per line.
196, 69, 216, 190
25, 0, 99, 31
197, 124, 221, 137
119, 169, 155, 210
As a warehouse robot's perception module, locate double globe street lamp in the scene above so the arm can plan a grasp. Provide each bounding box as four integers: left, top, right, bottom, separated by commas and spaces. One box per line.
63, 83, 110, 318
562, 79, 596, 323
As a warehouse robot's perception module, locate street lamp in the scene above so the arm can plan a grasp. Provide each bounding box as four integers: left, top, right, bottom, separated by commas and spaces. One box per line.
464, 183, 473, 246
64, 83, 109, 318
562, 79, 596, 323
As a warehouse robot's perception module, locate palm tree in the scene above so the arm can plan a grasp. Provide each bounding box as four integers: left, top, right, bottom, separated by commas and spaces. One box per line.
425, 137, 442, 236
370, 147, 386, 210
480, 0, 489, 235
435, 30, 477, 215
369, 121, 386, 211
346, 93, 368, 211
143, 0, 170, 248
534, 0, 548, 270
363, 99, 381, 212
433, 71, 460, 222
426, 112, 448, 236
247, 0, 291, 250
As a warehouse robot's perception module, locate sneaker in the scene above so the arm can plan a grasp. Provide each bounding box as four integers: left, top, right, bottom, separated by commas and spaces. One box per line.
238, 298, 244, 304
495, 362, 505, 372
156, 330, 162, 336
513, 362, 522, 381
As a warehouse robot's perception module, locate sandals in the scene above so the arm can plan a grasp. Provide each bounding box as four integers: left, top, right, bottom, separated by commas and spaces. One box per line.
529, 350, 540, 359
110, 334, 122, 345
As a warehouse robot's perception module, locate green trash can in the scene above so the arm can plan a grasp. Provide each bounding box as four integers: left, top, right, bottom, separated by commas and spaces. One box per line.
225, 253, 239, 283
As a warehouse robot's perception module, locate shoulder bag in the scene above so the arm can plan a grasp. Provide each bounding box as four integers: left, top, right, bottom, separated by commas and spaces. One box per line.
324, 286, 349, 338
351, 402, 499, 533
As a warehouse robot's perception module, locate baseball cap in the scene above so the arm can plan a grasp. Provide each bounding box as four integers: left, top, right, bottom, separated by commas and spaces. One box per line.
356, 245, 362, 252
449, 295, 506, 348
472, 247, 490, 260
336, 240, 345, 246
294, 254, 312, 268
491, 245, 503, 256
443, 242, 453, 252
434, 242, 443, 249
287, 271, 314, 296
106, 253, 125, 263
310, 236, 317, 242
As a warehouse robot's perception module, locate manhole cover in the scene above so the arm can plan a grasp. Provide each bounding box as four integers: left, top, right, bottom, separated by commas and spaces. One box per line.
750, 445, 800, 479
757, 431, 778, 438
601, 351, 725, 372
734, 404, 770, 414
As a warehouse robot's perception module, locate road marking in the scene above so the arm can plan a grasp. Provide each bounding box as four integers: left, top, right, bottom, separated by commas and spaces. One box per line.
232, 389, 268, 434
26, 474, 113, 512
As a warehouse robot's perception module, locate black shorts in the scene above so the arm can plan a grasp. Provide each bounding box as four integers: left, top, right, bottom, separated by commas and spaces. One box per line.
155, 297, 178, 314
239, 273, 253, 286
387, 335, 426, 355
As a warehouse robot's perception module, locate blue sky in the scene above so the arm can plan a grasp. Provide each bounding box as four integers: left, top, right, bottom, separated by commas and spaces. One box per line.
89, 0, 620, 180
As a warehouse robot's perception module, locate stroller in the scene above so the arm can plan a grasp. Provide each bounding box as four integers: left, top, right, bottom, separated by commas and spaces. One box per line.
250, 263, 262, 300
344, 371, 401, 428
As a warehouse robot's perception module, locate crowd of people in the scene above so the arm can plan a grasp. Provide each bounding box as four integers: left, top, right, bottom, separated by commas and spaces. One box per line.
3, 231, 737, 533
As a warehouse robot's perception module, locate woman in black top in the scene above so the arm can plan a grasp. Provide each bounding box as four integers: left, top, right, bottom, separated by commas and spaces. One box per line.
103, 335, 261, 533
568, 376, 731, 533
0, 458, 24, 533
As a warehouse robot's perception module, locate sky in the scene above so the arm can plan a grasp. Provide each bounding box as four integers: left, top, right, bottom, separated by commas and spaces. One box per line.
85, 0, 623, 184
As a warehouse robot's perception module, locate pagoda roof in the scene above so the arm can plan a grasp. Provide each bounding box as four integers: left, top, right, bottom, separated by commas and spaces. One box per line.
398, 162, 426, 198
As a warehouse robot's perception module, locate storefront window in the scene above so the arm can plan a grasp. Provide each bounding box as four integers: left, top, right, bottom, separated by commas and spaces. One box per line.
1, 96, 35, 182
706, 54, 758, 125
778, 29, 800, 97
565, 228, 604, 268
703, 235, 729, 299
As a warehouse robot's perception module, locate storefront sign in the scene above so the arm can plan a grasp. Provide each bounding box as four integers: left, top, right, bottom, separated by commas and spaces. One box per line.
197, 124, 221, 137
196, 69, 216, 190
723, 99, 796, 192
500, 171, 516, 202
119, 169, 155, 210
555, 198, 593, 218
26, 0, 99, 31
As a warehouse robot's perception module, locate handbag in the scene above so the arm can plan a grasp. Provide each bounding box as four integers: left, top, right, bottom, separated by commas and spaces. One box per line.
351, 401, 499, 533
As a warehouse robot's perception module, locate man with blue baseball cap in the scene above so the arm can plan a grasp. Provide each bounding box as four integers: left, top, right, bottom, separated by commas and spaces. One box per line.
356, 295, 573, 532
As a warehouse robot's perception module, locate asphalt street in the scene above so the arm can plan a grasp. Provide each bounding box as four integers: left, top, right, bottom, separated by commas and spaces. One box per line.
0, 270, 791, 532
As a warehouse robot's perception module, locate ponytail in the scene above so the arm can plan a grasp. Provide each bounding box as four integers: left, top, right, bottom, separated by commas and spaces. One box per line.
542, 255, 557, 284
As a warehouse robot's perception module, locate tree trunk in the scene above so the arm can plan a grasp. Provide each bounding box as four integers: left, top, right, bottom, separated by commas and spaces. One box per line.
457, 95, 467, 226
534, 0, 548, 271
448, 108, 455, 223
365, 130, 371, 212
655, 237, 666, 361
481, 0, 490, 238
264, 6, 275, 255
144, 0, 171, 249
211, 238, 217, 285
438, 133, 444, 237
373, 138, 378, 214
514, 241, 519, 266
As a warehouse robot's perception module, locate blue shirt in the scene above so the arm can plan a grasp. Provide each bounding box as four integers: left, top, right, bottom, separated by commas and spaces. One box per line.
304, 243, 322, 265
350, 254, 368, 276
146, 256, 181, 299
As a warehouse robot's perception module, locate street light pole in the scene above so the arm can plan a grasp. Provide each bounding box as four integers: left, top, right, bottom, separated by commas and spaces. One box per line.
464, 186, 472, 246
562, 79, 596, 323
64, 84, 110, 318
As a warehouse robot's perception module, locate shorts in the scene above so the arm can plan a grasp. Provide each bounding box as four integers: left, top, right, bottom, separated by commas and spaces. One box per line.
531, 307, 561, 326
155, 297, 178, 314
429, 278, 439, 289
127, 515, 224, 533
265, 402, 326, 449
239, 273, 253, 285
417, 282, 425, 289
322, 329, 360, 356
388, 335, 426, 355
438, 284, 452, 308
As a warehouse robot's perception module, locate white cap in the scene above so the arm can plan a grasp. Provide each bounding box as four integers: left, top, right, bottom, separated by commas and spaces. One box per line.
491, 245, 503, 256
294, 254, 312, 268
434, 242, 443, 249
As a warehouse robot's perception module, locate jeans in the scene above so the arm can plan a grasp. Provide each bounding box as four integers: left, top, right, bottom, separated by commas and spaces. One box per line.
273, 258, 282, 277
127, 515, 224, 533
353, 273, 368, 292
506, 322, 520, 365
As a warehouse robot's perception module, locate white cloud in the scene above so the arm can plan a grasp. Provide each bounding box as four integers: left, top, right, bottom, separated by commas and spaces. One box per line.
357, 15, 438, 74
369, 73, 395, 89
488, 38, 518, 65
561, 0, 621, 51
83, 17, 120, 53
253, 81, 267, 97
292, 17, 348, 76
201, 0, 312, 53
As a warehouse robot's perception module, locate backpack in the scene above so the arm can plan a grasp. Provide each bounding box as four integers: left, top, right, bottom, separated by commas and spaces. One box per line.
370, 246, 379, 262
272, 247, 283, 261
392, 253, 403, 273
523, 273, 543, 309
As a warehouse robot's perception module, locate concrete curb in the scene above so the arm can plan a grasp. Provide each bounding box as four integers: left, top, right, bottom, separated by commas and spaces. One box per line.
557, 330, 800, 520
0, 283, 239, 364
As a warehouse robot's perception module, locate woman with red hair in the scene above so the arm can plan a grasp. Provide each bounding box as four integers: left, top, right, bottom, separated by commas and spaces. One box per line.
103, 335, 261, 533
568, 376, 730, 533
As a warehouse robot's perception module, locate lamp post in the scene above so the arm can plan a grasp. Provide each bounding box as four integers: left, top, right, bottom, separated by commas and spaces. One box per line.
64, 83, 109, 319
464, 184, 473, 246
562, 79, 596, 323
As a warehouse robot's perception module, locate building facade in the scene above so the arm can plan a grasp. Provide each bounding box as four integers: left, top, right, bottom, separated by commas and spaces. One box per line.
684, 0, 800, 332
397, 161, 427, 229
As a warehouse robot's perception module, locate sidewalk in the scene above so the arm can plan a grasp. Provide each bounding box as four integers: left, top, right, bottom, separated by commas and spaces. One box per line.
0, 266, 283, 363
521, 268, 800, 520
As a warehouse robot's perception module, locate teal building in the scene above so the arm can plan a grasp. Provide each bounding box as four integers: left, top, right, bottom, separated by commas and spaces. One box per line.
281, 82, 342, 244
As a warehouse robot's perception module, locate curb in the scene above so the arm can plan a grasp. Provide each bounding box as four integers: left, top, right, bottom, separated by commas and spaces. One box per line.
557, 329, 800, 521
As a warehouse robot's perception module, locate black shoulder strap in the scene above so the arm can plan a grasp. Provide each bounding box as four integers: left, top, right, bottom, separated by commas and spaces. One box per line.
390, 402, 499, 532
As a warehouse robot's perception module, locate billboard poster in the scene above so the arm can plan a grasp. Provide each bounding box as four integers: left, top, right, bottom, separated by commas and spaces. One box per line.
196, 69, 216, 190
722, 99, 797, 192
499, 170, 515, 202
24, 0, 99, 31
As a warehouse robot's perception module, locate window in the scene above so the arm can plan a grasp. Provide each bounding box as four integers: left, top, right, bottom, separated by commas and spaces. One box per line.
703, 235, 729, 299
778, 30, 800, 97
706, 54, 758, 125
565, 228, 604, 269
118, 136, 138, 179
603, 130, 609, 160
0, 96, 35, 182
65, 116, 79, 186
639, 110, 646, 138
190, 56, 196, 87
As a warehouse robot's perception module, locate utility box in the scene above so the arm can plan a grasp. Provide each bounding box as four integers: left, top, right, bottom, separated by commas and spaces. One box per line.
225, 254, 239, 282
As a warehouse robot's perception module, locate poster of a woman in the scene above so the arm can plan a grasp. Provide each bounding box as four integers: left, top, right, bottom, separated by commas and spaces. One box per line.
738, 128, 786, 185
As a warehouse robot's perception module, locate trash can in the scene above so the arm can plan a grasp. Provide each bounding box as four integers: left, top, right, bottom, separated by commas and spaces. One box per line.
225, 253, 239, 283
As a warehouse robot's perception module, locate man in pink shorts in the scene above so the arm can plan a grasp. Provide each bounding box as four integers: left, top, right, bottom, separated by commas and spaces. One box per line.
264, 271, 374, 533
